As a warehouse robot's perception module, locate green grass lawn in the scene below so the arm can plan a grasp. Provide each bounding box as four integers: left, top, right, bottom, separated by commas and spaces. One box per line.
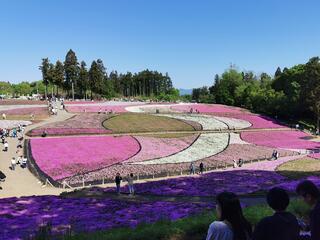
277, 158, 320, 179
103, 114, 196, 134
61, 200, 309, 240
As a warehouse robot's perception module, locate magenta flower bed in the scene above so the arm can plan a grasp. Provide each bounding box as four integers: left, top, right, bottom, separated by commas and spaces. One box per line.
65, 105, 131, 113
171, 104, 244, 114
241, 130, 320, 150
125, 135, 198, 163
211, 112, 286, 129
30, 136, 140, 180
0, 107, 48, 115
28, 128, 112, 136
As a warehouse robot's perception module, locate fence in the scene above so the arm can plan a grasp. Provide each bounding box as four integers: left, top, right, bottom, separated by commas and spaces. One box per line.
62, 151, 300, 189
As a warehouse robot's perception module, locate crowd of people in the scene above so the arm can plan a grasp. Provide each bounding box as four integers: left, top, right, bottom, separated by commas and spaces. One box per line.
205, 180, 320, 240
0, 123, 28, 190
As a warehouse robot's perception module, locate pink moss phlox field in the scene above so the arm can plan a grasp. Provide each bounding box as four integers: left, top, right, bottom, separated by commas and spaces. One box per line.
30, 136, 140, 180
171, 104, 244, 114
204, 144, 295, 165
65, 105, 132, 113
0, 100, 44, 105
62, 144, 296, 186
28, 114, 112, 136
241, 130, 320, 150
0, 107, 48, 115
28, 128, 111, 136
125, 135, 198, 163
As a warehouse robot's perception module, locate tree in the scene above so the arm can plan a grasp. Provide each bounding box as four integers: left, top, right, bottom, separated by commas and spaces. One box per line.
78, 61, 89, 99
274, 67, 282, 78
54, 61, 64, 96
64, 49, 79, 99
89, 60, 104, 99
305, 57, 320, 134
39, 58, 50, 99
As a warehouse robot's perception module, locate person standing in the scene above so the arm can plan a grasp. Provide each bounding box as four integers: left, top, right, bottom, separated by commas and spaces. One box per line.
115, 173, 122, 194
253, 187, 300, 240
296, 180, 320, 240
11, 157, 16, 171
127, 173, 135, 195
206, 192, 252, 240
190, 162, 195, 175
199, 162, 204, 174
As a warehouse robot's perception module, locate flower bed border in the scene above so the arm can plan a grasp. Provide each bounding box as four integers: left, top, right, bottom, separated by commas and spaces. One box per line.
25, 139, 62, 187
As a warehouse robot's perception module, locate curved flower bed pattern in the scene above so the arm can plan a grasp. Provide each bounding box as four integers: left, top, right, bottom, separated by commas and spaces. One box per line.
62, 143, 295, 186
0, 196, 211, 240
27, 114, 112, 136
133, 133, 229, 165
241, 130, 320, 150
125, 134, 199, 163
170, 104, 245, 114
30, 136, 140, 180
158, 114, 228, 130
213, 116, 252, 129
0, 120, 32, 129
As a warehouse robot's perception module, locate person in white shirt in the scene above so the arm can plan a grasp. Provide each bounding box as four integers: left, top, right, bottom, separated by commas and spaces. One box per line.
11, 157, 16, 171
206, 192, 252, 240
127, 173, 135, 195
3, 141, 8, 152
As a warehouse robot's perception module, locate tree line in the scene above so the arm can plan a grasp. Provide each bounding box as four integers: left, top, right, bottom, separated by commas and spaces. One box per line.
39, 49, 175, 100
192, 57, 320, 133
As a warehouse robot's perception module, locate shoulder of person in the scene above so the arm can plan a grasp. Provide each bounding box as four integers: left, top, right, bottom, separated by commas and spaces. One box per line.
209, 221, 231, 232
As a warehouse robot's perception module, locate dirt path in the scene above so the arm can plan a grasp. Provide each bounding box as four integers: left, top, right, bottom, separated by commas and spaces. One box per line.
0, 104, 74, 198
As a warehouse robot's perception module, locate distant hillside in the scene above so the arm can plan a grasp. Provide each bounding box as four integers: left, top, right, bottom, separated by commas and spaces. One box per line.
178, 88, 192, 96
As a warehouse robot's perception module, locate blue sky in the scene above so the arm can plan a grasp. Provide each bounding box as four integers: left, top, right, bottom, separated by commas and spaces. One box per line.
0, 0, 320, 88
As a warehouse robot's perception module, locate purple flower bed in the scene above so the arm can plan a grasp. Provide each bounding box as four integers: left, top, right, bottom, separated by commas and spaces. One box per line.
108, 170, 287, 197
0, 196, 212, 239
0, 107, 48, 115
107, 169, 320, 197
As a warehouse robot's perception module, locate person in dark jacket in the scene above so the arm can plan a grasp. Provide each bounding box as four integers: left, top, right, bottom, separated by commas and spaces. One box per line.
253, 187, 300, 240
296, 180, 320, 240
115, 173, 122, 194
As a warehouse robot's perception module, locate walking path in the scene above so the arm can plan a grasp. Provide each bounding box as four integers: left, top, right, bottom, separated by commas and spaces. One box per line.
0, 104, 74, 198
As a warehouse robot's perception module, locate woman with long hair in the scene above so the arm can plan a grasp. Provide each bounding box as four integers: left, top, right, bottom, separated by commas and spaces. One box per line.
206, 192, 252, 240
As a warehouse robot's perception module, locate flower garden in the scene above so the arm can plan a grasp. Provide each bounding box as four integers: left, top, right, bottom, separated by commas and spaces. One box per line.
2, 101, 320, 239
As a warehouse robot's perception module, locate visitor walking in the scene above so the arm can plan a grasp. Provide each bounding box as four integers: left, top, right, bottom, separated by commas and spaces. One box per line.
296, 180, 320, 240
206, 192, 252, 240
190, 162, 195, 175
2, 113, 6, 120
199, 162, 204, 174
252, 187, 300, 240
3, 141, 8, 152
115, 173, 122, 194
127, 173, 134, 195
11, 157, 16, 171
